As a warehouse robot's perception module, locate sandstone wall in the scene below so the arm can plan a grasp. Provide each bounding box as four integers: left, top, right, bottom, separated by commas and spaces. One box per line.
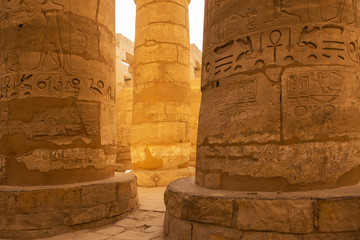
197, 0, 360, 191
115, 18, 202, 173
0, 0, 116, 185
131, 0, 192, 172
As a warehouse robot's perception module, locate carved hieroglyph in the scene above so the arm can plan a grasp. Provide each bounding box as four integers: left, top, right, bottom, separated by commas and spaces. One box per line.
197, 0, 360, 191
0, 0, 116, 185
131, 0, 192, 171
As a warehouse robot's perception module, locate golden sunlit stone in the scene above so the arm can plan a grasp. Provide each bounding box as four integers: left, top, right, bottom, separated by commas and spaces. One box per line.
165, 0, 360, 239
0, 1, 138, 238
131, 0, 194, 186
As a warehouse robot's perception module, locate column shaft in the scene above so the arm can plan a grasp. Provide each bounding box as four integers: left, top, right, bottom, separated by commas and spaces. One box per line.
0, 0, 117, 186
132, 0, 192, 186
197, 0, 360, 191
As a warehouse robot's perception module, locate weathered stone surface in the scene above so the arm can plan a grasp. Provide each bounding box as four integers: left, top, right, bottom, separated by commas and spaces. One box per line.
0, 0, 139, 237
15, 188, 82, 214
241, 232, 302, 240
106, 197, 137, 218
0, 173, 139, 239
145, 226, 163, 233
115, 217, 146, 228
115, 34, 202, 173
164, 189, 186, 218
166, 214, 192, 240
189, 44, 202, 166
131, 0, 192, 186
165, 177, 360, 239
235, 199, 314, 233
196, 0, 360, 191
82, 183, 117, 208
5, 212, 64, 231
192, 223, 243, 240
116, 34, 134, 171
0, 192, 15, 216
96, 226, 126, 236
182, 196, 233, 226
0, 155, 5, 184
318, 199, 360, 232
166, 0, 360, 238
0, 0, 116, 186
133, 168, 194, 187
303, 232, 360, 240
115, 230, 159, 240
66, 206, 104, 226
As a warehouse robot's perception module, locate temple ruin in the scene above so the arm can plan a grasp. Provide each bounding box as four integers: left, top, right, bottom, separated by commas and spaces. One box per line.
164, 0, 360, 239
115, 34, 202, 174
1, 0, 360, 239
130, 0, 197, 187
0, 1, 138, 239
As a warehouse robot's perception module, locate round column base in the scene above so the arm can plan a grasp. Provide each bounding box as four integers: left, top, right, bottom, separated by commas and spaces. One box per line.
132, 167, 195, 187
0, 173, 139, 239
165, 177, 360, 240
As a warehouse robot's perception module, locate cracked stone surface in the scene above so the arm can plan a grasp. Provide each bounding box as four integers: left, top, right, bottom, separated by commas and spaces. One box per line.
130, 0, 193, 187
196, 0, 360, 192
29, 187, 166, 240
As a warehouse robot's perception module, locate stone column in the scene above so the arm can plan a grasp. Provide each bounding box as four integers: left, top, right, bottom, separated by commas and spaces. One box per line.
116, 34, 134, 171
197, 0, 360, 192
164, 0, 360, 239
0, 1, 138, 238
132, 0, 194, 186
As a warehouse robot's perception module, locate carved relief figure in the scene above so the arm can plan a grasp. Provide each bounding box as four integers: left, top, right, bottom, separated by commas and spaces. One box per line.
272, 0, 348, 23
26, 0, 65, 71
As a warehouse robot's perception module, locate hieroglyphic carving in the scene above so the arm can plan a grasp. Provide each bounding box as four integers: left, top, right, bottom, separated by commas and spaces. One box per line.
203, 24, 358, 86
214, 78, 258, 112
286, 71, 344, 105
206, 0, 360, 46
198, 0, 360, 191
213, 77, 259, 132
282, 68, 348, 138
268, 0, 355, 24
285, 70, 344, 118
238, 79, 257, 106
0, 73, 115, 102
26, 0, 66, 71
0, 0, 110, 75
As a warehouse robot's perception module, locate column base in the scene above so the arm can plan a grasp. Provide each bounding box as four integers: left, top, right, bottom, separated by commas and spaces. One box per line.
132, 167, 195, 187
0, 173, 139, 239
165, 177, 360, 240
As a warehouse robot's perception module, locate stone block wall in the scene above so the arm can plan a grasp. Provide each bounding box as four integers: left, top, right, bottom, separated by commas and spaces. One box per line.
0, 174, 138, 239
165, 178, 360, 240
115, 39, 202, 171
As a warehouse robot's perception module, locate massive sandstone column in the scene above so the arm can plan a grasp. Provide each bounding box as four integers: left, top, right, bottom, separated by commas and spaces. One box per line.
132, 0, 193, 186
197, 0, 360, 192
164, 0, 360, 239
0, 1, 138, 238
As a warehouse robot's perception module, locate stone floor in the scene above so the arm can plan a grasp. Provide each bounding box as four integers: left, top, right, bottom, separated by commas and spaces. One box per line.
38, 187, 167, 240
